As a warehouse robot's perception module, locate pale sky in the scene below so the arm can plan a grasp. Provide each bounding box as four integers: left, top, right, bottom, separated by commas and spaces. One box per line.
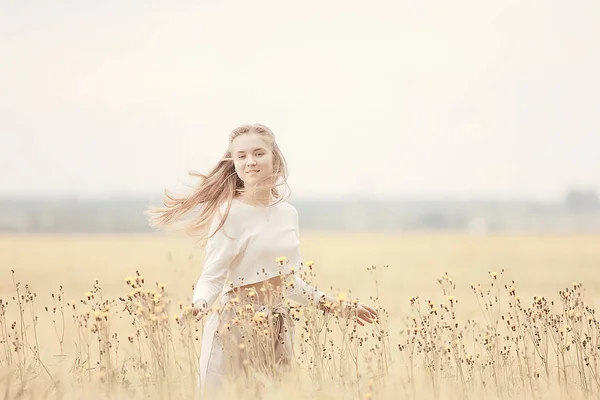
1, 0, 599, 201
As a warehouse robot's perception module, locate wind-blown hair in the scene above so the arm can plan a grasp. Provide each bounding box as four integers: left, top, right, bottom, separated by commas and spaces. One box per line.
146, 123, 290, 246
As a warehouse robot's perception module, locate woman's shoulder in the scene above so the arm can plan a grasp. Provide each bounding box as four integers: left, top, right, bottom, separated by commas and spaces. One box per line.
216, 199, 248, 221
208, 199, 243, 229
274, 200, 300, 225
275, 198, 297, 211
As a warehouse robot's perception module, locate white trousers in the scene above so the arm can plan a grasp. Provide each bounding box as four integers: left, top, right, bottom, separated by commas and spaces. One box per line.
197, 292, 295, 399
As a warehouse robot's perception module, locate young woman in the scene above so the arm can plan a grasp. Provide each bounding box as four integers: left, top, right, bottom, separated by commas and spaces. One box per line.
147, 123, 377, 398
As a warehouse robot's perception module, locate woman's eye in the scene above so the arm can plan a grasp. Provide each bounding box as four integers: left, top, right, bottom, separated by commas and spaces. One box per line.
237, 154, 246, 159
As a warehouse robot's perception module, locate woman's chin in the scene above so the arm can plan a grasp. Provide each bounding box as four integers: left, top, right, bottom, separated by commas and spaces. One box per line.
245, 175, 267, 184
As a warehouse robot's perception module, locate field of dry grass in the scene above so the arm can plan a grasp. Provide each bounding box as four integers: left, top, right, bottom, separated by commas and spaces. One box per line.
1, 233, 600, 399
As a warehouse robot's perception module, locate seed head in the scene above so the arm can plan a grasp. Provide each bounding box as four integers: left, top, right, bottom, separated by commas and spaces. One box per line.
276, 256, 287, 264
253, 311, 266, 323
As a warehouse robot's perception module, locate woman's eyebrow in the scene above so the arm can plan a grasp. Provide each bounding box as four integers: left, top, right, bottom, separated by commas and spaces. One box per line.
235, 147, 266, 154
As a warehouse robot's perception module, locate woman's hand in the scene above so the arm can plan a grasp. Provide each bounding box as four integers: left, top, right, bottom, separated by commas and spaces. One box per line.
319, 295, 378, 326
351, 303, 378, 326
191, 300, 209, 319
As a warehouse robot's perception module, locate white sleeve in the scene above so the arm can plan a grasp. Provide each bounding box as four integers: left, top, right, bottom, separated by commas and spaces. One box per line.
283, 205, 326, 306
192, 213, 236, 309
284, 274, 326, 306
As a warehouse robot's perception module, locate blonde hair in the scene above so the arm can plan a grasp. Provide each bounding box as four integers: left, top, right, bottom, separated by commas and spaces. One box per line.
146, 123, 290, 246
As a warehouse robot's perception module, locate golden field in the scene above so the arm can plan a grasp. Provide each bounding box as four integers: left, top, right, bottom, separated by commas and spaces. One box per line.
1, 233, 600, 399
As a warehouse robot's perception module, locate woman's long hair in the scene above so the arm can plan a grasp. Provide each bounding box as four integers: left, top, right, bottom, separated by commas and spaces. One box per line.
146, 124, 290, 247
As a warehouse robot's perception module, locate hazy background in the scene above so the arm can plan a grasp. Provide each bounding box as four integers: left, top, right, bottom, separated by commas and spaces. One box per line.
1, 0, 599, 233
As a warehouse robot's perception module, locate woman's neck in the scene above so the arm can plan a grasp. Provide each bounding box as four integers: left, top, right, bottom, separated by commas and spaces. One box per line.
237, 189, 274, 207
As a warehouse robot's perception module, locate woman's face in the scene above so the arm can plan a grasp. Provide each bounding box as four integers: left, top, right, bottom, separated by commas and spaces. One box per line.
230, 133, 275, 188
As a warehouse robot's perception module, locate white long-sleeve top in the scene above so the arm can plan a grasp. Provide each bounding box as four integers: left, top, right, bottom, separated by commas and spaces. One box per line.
192, 198, 326, 309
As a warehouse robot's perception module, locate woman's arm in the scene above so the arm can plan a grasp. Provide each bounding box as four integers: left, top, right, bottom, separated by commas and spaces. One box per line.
283, 273, 377, 326
283, 205, 327, 306
283, 274, 326, 306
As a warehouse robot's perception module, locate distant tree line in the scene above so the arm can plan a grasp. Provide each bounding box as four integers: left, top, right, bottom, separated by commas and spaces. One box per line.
564, 189, 600, 213
1, 189, 599, 234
